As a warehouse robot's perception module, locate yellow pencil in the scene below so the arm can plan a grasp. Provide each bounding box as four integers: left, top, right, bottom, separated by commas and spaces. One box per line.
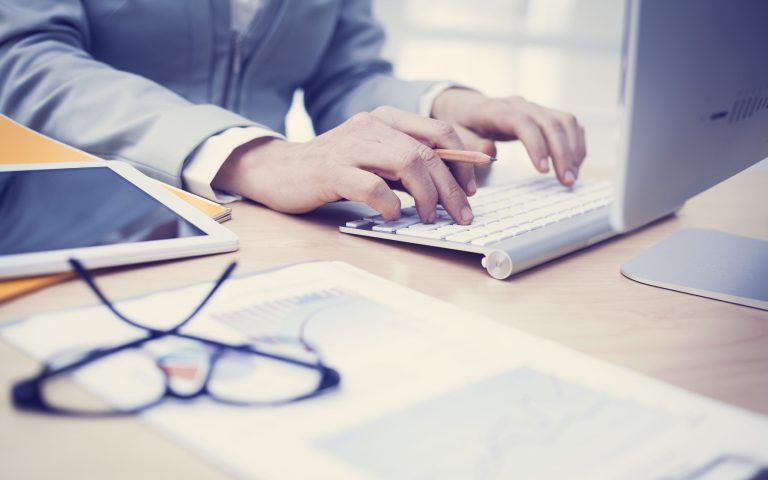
434, 149, 497, 165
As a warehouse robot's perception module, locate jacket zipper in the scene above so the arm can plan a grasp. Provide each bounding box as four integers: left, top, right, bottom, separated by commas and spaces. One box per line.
232, 34, 243, 75
223, 33, 243, 109
222, 1, 288, 110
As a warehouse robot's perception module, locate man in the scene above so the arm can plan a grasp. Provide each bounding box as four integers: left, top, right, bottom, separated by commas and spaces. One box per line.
0, 0, 585, 226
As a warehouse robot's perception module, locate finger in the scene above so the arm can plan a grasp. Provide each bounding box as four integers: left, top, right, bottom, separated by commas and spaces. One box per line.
439, 126, 477, 195
354, 137, 438, 223
365, 128, 472, 224
576, 125, 587, 167
371, 106, 465, 150
448, 162, 476, 196
452, 124, 496, 195
453, 124, 497, 158
397, 154, 440, 224
371, 108, 482, 199
500, 114, 550, 173
533, 113, 576, 186
413, 143, 474, 225
559, 112, 586, 176
333, 167, 402, 220
350, 114, 462, 223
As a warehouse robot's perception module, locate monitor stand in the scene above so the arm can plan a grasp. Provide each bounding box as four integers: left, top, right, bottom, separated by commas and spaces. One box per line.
621, 228, 768, 311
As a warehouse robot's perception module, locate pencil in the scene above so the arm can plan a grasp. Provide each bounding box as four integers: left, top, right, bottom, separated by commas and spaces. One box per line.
434, 149, 497, 165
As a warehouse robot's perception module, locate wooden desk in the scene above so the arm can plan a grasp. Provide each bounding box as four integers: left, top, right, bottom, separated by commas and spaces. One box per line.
1, 170, 766, 479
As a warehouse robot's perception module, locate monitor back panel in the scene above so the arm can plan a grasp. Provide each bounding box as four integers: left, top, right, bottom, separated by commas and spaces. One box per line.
613, 0, 768, 232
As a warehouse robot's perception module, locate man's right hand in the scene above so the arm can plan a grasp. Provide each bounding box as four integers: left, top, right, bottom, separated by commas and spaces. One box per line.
212, 107, 476, 225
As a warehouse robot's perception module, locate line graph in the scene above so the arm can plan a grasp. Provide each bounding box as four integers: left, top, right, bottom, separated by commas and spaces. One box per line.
211, 286, 352, 339
318, 368, 685, 480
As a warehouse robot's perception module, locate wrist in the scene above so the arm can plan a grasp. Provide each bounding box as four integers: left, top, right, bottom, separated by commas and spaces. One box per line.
212, 137, 295, 199
431, 88, 487, 124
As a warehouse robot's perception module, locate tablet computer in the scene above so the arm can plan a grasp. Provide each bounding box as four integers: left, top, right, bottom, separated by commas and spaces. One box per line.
0, 161, 239, 279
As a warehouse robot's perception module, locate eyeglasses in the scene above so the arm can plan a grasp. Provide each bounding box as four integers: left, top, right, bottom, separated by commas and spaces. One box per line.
12, 260, 341, 416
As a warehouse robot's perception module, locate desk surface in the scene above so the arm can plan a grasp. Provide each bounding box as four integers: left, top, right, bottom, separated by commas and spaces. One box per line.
1, 169, 766, 479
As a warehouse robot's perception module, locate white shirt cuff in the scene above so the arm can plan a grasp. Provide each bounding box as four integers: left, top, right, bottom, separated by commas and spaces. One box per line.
183, 126, 285, 203
419, 82, 461, 118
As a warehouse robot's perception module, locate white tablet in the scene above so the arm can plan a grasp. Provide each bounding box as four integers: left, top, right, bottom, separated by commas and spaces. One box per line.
0, 161, 239, 280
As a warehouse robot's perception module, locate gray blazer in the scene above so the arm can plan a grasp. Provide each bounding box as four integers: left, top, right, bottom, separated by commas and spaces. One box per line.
0, 0, 436, 186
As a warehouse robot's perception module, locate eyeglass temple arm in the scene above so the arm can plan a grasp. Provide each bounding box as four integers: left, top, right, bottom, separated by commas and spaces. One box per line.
174, 261, 238, 330
178, 332, 327, 370
68, 259, 237, 332
12, 331, 158, 412
12, 377, 48, 412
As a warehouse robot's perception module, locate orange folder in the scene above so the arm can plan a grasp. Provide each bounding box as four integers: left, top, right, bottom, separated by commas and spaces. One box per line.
0, 116, 231, 302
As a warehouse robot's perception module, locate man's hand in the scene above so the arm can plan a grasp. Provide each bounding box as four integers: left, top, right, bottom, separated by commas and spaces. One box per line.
213, 107, 477, 224
431, 88, 587, 186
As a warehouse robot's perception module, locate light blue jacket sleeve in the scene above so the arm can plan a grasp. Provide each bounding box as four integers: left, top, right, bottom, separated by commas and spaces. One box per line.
0, 0, 256, 186
303, 0, 437, 134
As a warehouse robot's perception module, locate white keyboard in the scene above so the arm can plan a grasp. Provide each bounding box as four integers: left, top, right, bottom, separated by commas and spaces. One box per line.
342, 177, 613, 249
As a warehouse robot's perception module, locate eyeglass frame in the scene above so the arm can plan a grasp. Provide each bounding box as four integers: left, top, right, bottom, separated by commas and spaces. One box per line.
11, 259, 341, 416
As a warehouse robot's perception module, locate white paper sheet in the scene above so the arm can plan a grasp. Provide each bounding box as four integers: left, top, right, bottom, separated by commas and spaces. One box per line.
3, 262, 767, 479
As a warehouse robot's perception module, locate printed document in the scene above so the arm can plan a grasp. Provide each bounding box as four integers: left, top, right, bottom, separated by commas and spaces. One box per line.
2, 262, 767, 479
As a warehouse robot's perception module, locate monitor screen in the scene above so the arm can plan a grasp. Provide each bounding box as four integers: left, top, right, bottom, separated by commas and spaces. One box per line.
0, 167, 205, 256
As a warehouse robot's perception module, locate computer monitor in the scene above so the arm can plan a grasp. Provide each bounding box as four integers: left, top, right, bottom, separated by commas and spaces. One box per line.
613, 0, 768, 232
614, 0, 768, 310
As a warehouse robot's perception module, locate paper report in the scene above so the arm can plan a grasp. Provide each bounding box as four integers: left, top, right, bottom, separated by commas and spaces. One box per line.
3, 262, 767, 479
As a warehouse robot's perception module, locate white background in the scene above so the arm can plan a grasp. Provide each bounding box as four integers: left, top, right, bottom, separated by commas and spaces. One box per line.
286, 0, 767, 172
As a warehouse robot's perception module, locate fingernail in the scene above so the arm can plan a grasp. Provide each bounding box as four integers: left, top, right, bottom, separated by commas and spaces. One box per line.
426, 210, 437, 224
461, 206, 473, 224
467, 178, 477, 196
539, 158, 549, 172
564, 170, 575, 184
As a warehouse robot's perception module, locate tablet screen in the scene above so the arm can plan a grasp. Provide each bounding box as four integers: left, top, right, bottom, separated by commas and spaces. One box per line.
0, 167, 205, 255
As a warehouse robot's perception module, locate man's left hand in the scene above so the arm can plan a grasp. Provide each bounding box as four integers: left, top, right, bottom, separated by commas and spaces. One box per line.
431, 88, 587, 186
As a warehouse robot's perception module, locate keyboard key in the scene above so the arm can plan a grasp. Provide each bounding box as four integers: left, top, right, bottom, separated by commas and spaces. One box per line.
445, 231, 487, 244
372, 217, 421, 233
498, 227, 527, 240
471, 234, 506, 246
406, 219, 455, 231
364, 214, 387, 224
345, 219, 372, 228
542, 215, 560, 226
434, 224, 473, 236
470, 223, 504, 237
396, 228, 448, 239
510, 212, 539, 224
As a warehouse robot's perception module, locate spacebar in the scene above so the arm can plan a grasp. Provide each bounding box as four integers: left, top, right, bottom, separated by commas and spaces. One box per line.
395, 228, 447, 239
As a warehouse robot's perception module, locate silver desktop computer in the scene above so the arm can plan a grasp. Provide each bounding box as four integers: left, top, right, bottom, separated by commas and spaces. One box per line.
612, 0, 768, 310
